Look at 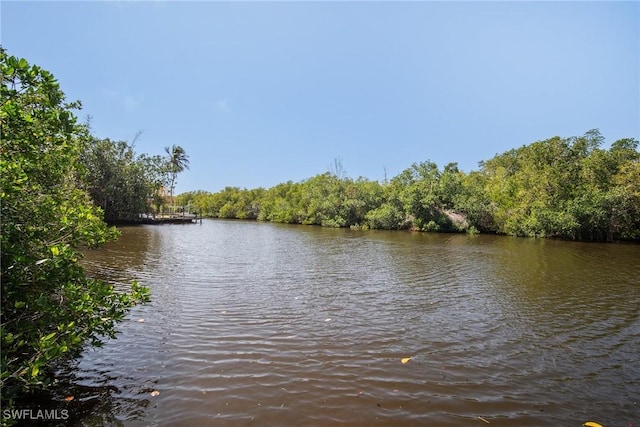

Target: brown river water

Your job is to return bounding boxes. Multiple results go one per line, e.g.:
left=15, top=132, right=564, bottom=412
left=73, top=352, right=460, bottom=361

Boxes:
left=68, top=219, right=639, bottom=426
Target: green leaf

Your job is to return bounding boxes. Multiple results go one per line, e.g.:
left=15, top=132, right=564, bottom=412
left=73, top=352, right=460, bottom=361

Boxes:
left=40, top=332, right=56, bottom=342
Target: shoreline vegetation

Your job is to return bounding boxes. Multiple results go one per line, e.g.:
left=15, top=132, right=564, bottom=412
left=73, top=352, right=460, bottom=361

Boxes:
left=1, top=47, right=639, bottom=424
left=1, top=49, right=152, bottom=417
left=176, top=130, right=640, bottom=243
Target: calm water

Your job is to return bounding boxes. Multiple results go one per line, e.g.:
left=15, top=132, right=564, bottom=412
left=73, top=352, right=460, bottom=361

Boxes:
left=69, top=220, right=639, bottom=426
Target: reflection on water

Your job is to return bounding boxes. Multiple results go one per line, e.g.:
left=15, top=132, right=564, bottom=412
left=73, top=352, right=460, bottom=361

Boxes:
left=69, top=220, right=640, bottom=426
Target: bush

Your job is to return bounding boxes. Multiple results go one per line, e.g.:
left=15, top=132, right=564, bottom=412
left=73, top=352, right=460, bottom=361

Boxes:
left=1, top=49, right=149, bottom=410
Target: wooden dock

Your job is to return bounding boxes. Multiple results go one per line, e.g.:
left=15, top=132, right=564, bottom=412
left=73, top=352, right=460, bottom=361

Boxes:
left=138, top=213, right=201, bottom=225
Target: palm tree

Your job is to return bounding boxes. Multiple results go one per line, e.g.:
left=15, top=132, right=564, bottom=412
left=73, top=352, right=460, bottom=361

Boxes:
left=164, top=145, right=190, bottom=205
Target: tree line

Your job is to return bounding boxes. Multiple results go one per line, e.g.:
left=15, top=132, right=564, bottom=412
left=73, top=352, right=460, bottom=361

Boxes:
left=177, top=130, right=639, bottom=242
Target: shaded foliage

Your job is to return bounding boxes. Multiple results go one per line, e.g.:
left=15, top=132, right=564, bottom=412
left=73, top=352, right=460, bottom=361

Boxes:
left=80, top=138, right=150, bottom=222
left=1, top=49, right=149, bottom=411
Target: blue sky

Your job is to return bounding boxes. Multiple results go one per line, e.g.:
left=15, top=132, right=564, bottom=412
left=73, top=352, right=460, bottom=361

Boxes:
left=2, top=1, right=638, bottom=194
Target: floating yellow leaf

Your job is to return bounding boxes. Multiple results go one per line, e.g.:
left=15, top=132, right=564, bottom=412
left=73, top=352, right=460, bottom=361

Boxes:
left=150, top=390, right=160, bottom=396
left=583, top=423, right=603, bottom=427
left=64, top=396, right=74, bottom=402
left=401, top=357, right=412, bottom=364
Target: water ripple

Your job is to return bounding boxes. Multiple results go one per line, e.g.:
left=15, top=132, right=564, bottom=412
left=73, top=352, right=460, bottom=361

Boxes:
left=74, top=221, right=640, bottom=426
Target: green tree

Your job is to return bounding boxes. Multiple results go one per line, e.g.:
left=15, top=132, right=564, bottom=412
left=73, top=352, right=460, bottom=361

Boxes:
left=476, top=130, right=639, bottom=240
left=1, top=49, right=149, bottom=409
left=80, top=138, right=150, bottom=222
left=453, top=170, right=495, bottom=233
left=139, top=153, right=171, bottom=214
left=257, top=181, right=304, bottom=224
left=609, top=157, right=640, bottom=239
left=165, top=144, right=190, bottom=204
left=391, top=161, right=453, bottom=231
left=175, top=189, right=212, bottom=216
left=437, top=162, right=463, bottom=210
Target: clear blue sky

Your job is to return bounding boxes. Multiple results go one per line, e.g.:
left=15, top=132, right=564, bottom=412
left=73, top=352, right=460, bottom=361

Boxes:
left=2, top=1, right=638, bottom=194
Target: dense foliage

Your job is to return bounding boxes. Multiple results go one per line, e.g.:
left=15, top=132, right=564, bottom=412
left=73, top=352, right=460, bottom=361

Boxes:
left=178, top=131, right=639, bottom=241
left=1, top=50, right=150, bottom=409
left=80, top=138, right=151, bottom=222
left=478, top=130, right=640, bottom=240
left=79, top=136, right=190, bottom=222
